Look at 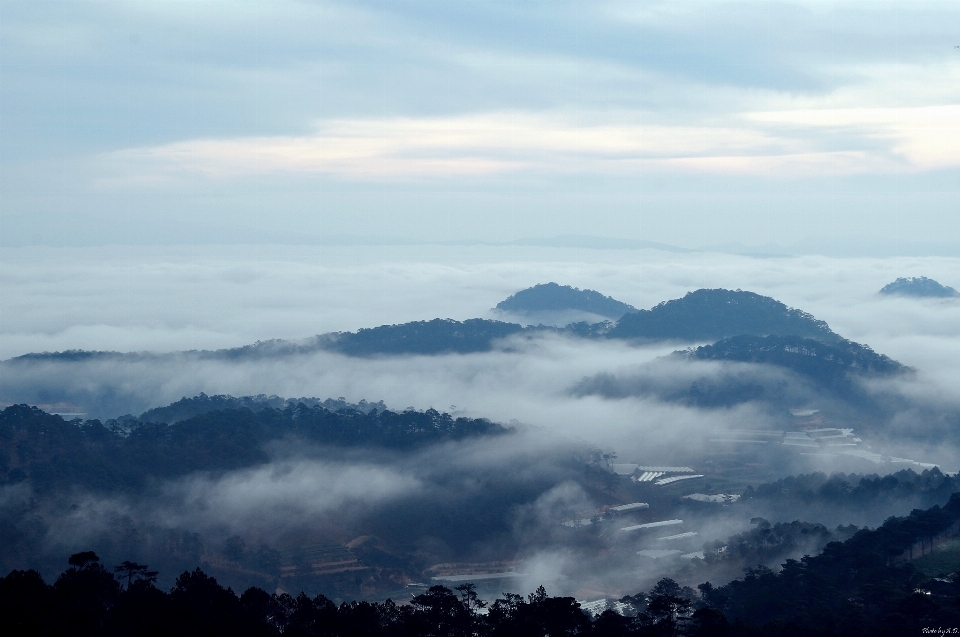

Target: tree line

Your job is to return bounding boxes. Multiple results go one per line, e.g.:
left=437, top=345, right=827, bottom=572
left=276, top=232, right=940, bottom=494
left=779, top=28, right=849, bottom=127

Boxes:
left=4, top=493, right=960, bottom=636
left=743, top=468, right=959, bottom=511
left=1, top=403, right=510, bottom=493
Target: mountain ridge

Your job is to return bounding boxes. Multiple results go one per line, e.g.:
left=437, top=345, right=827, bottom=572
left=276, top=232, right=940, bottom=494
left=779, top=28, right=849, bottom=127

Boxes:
left=4, top=289, right=864, bottom=365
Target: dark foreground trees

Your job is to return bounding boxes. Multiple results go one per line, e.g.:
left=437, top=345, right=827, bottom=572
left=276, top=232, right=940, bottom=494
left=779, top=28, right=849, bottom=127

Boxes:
left=3, top=494, right=960, bottom=636
left=0, top=560, right=592, bottom=637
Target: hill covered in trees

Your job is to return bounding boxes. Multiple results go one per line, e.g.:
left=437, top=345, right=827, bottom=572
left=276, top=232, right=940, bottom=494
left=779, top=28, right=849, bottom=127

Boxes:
left=685, top=335, right=905, bottom=384
left=495, top=282, right=637, bottom=319
left=139, top=394, right=387, bottom=425
left=696, top=492, right=960, bottom=634
left=320, top=318, right=528, bottom=356
left=6, top=289, right=848, bottom=363
left=320, top=290, right=849, bottom=355
left=3, top=289, right=858, bottom=368
left=0, top=402, right=510, bottom=493
left=739, top=469, right=960, bottom=528
left=606, top=289, right=841, bottom=344
left=575, top=332, right=906, bottom=414
left=879, top=276, right=959, bottom=298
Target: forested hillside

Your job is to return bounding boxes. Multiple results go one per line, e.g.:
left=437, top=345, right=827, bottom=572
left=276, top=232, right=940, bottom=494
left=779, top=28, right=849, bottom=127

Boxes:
left=496, top=282, right=637, bottom=319
left=686, top=335, right=905, bottom=382
left=0, top=403, right=510, bottom=493
left=5, top=288, right=850, bottom=363
left=606, top=289, right=840, bottom=343
left=139, top=394, right=387, bottom=425
left=880, top=276, right=959, bottom=298
left=321, top=318, right=528, bottom=356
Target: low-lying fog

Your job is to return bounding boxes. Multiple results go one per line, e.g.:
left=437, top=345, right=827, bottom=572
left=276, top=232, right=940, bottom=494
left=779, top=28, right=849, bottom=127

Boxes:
left=3, top=244, right=959, bottom=363
left=2, top=244, right=959, bottom=596
left=3, top=244, right=958, bottom=456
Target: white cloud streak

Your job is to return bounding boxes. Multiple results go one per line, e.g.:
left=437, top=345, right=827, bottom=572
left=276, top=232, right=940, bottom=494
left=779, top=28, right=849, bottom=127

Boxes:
left=100, top=103, right=960, bottom=183
left=161, top=460, right=421, bottom=535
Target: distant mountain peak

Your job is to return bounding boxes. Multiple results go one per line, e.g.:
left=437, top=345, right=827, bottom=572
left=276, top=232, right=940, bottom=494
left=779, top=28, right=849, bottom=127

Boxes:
left=495, top=282, right=636, bottom=320
left=879, top=276, right=958, bottom=298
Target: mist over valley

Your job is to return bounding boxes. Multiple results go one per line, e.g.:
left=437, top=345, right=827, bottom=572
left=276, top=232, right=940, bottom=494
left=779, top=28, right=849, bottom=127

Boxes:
left=3, top=249, right=959, bottom=621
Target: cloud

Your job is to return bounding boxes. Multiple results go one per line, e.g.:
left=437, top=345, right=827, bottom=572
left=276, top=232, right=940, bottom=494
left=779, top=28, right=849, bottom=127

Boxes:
left=748, top=105, right=960, bottom=170
left=96, top=101, right=960, bottom=184
left=159, top=459, right=421, bottom=536
left=2, top=245, right=959, bottom=472
left=4, top=2, right=960, bottom=246
left=4, top=244, right=959, bottom=359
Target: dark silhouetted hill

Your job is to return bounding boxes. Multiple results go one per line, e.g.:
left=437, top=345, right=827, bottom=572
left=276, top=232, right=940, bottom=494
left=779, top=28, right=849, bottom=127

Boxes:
left=3, top=290, right=860, bottom=363
left=879, top=276, right=959, bottom=298
left=574, top=333, right=907, bottom=418
left=743, top=469, right=960, bottom=523
left=323, top=318, right=527, bottom=356
left=686, top=334, right=905, bottom=382
left=606, top=289, right=840, bottom=343
left=496, top=283, right=636, bottom=319
left=139, top=393, right=386, bottom=424
left=0, top=402, right=510, bottom=493
left=700, top=492, right=960, bottom=633
left=4, top=320, right=530, bottom=364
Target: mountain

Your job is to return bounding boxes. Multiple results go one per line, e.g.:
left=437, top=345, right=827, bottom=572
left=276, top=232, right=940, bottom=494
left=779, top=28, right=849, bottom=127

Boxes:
left=700, top=492, right=960, bottom=633
left=3, top=290, right=848, bottom=364
left=495, top=283, right=637, bottom=320
left=0, top=401, right=510, bottom=492
left=606, top=289, right=840, bottom=343
left=139, top=393, right=386, bottom=424
left=879, top=276, right=959, bottom=298
left=5, top=319, right=531, bottom=365
left=574, top=334, right=906, bottom=418
left=685, top=334, right=906, bottom=384
left=322, top=318, right=528, bottom=356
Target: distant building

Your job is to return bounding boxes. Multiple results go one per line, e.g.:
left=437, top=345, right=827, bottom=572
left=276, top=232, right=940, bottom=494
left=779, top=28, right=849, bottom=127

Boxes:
left=636, top=549, right=682, bottom=559
left=609, top=502, right=649, bottom=513
left=658, top=531, right=698, bottom=541
left=655, top=474, right=703, bottom=486
left=621, top=519, right=683, bottom=532
left=683, top=493, right=739, bottom=504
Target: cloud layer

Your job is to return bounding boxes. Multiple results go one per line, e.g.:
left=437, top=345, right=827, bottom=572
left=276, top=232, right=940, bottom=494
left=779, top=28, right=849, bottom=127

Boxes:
left=3, top=245, right=958, bottom=469
left=100, top=103, right=960, bottom=183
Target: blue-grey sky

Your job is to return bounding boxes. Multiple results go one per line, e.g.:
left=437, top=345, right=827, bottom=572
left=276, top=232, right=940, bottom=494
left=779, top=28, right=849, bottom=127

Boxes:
left=1, top=0, right=958, bottom=251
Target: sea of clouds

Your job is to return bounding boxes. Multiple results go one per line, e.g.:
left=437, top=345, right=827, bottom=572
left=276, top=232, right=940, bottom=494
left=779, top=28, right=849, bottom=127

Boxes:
left=3, top=244, right=959, bottom=460
left=3, top=242, right=958, bottom=411
left=2, top=244, right=959, bottom=595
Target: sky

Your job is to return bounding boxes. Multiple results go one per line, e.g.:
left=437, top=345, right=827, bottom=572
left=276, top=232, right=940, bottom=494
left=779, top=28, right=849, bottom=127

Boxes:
left=1, top=0, right=958, bottom=252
